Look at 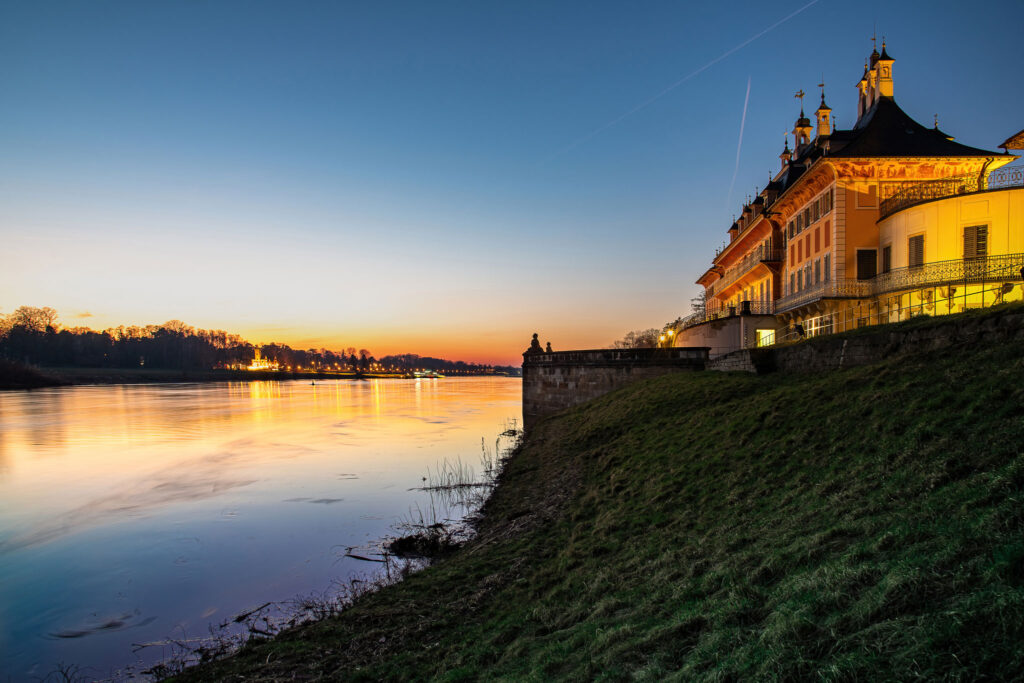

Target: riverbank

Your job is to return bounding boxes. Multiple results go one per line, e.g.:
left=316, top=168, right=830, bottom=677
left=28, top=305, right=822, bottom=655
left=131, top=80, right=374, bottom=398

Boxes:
left=172, top=314, right=1024, bottom=680
left=0, top=359, right=68, bottom=389
left=0, top=366, right=515, bottom=389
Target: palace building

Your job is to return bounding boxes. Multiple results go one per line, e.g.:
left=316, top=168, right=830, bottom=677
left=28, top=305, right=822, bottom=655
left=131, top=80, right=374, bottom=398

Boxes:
left=675, top=41, right=1024, bottom=356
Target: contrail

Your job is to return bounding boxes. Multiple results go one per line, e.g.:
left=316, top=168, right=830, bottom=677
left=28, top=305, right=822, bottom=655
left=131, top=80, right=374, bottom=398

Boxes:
left=727, top=76, right=752, bottom=212
left=541, top=0, right=820, bottom=163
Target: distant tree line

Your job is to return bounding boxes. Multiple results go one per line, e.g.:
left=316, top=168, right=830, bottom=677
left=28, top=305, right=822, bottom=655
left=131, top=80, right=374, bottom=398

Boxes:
left=0, top=306, right=518, bottom=375
left=611, top=315, right=687, bottom=349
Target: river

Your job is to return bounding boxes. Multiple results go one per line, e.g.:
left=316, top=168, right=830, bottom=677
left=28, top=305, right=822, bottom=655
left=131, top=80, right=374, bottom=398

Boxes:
left=0, top=377, right=521, bottom=680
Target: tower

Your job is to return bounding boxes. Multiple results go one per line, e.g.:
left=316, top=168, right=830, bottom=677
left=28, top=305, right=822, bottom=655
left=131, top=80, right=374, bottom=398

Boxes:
left=779, top=134, right=792, bottom=170
left=815, top=82, right=832, bottom=139
left=792, top=90, right=812, bottom=150
left=856, top=61, right=869, bottom=120
left=876, top=40, right=894, bottom=98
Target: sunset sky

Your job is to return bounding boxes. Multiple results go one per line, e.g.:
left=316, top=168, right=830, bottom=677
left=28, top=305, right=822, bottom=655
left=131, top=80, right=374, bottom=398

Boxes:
left=2, top=1, right=1022, bottom=365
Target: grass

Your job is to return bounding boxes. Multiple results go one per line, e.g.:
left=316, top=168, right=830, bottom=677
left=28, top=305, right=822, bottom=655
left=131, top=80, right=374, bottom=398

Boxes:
left=173, top=311, right=1024, bottom=681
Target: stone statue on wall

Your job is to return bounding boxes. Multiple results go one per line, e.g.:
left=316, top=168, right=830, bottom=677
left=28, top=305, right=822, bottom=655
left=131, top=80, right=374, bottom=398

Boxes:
left=545, top=342, right=553, bottom=352
left=526, top=333, right=543, bottom=354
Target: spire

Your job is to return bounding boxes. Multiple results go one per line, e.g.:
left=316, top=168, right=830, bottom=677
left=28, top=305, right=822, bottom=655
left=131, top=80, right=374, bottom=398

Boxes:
left=879, top=38, right=892, bottom=61
left=780, top=132, right=792, bottom=169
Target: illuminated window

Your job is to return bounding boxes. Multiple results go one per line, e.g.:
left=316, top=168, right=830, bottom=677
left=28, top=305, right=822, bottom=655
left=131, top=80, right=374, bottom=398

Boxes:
left=757, top=329, right=775, bottom=347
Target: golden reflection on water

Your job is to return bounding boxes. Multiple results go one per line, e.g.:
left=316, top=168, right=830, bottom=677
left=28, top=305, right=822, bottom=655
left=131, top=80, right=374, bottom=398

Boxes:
left=0, top=377, right=521, bottom=678
left=0, top=378, right=520, bottom=552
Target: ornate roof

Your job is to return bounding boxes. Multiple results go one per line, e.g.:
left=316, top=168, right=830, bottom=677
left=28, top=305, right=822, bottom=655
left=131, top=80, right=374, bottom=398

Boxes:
left=1001, top=129, right=1024, bottom=150
left=827, top=97, right=1005, bottom=158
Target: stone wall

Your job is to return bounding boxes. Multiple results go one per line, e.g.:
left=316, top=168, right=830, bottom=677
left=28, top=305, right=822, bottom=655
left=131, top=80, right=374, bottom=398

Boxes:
left=707, top=307, right=1024, bottom=374
left=522, top=347, right=708, bottom=430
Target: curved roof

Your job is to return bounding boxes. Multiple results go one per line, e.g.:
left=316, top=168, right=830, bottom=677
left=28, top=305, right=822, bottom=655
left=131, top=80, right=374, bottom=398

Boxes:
left=828, top=97, right=1005, bottom=158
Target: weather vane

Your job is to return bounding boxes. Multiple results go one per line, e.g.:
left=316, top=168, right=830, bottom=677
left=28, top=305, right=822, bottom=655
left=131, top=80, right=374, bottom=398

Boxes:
left=795, top=89, right=805, bottom=108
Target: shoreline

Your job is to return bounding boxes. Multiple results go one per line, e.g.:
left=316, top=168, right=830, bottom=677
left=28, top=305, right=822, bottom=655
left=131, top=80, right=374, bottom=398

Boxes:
left=1, top=366, right=521, bottom=390
left=169, top=309, right=1024, bottom=680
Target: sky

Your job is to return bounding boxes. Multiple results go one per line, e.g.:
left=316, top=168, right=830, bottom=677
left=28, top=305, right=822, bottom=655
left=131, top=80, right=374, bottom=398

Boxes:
left=2, top=1, right=1022, bottom=365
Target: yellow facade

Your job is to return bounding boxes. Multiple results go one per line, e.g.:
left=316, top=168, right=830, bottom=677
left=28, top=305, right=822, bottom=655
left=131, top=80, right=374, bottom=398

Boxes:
left=880, top=189, right=1024, bottom=268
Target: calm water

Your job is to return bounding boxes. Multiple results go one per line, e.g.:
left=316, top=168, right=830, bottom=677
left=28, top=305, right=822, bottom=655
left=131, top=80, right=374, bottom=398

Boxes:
left=0, top=377, right=520, bottom=680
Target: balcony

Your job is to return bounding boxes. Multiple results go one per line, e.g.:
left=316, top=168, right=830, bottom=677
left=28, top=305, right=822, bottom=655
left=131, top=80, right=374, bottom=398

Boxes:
left=706, top=241, right=782, bottom=299
left=879, top=165, right=1024, bottom=219
left=775, top=279, right=873, bottom=312
left=872, top=252, right=1024, bottom=297
left=774, top=252, right=1024, bottom=313
left=680, top=300, right=776, bottom=329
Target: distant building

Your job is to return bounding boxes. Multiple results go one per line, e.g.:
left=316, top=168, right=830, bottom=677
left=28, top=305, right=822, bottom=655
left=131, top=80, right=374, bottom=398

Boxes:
left=248, top=348, right=280, bottom=371
left=677, top=41, right=1023, bottom=355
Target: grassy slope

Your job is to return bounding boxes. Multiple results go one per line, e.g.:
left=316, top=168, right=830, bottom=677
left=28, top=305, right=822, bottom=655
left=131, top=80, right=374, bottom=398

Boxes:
left=177, top=319, right=1024, bottom=681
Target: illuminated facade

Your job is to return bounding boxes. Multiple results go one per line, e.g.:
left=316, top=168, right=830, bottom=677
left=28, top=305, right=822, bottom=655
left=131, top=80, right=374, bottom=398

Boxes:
left=678, top=41, right=1023, bottom=352
left=247, top=348, right=280, bottom=371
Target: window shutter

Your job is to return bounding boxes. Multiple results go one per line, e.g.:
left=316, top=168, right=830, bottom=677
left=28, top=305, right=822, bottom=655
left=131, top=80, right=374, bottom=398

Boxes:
left=964, top=225, right=987, bottom=259
left=882, top=246, right=891, bottom=273
left=909, top=235, right=924, bottom=268
left=964, top=227, right=976, bottom=259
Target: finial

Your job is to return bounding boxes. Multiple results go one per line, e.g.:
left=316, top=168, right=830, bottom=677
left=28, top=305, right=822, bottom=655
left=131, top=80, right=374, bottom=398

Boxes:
left=934, top=114, right=939, bottom=129
left=795, top=89, right=805, bottom=116
left=871, top=25, right=877, bottom=49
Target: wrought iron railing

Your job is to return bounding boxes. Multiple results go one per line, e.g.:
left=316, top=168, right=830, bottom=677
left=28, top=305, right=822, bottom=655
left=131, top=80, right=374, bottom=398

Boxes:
left=872, top=252, right=1024, bottom=297
left=774, top=252, right=1024, bottom=312
left=679, top=299, right=776, bottom=329
left=774, top=279, right=873, bottom=312
left=705, top=241, right=782, bottom=299
left=879, top=164, right=1024, bottom=219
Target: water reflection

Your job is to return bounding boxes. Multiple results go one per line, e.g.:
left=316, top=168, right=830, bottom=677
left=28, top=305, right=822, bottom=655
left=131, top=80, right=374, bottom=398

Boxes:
left=0, top=377, right=520, bottom=680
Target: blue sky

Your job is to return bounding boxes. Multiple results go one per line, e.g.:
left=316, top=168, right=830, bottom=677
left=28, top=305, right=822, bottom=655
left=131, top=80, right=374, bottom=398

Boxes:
left=2, top=0, right=1022, bottom=363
